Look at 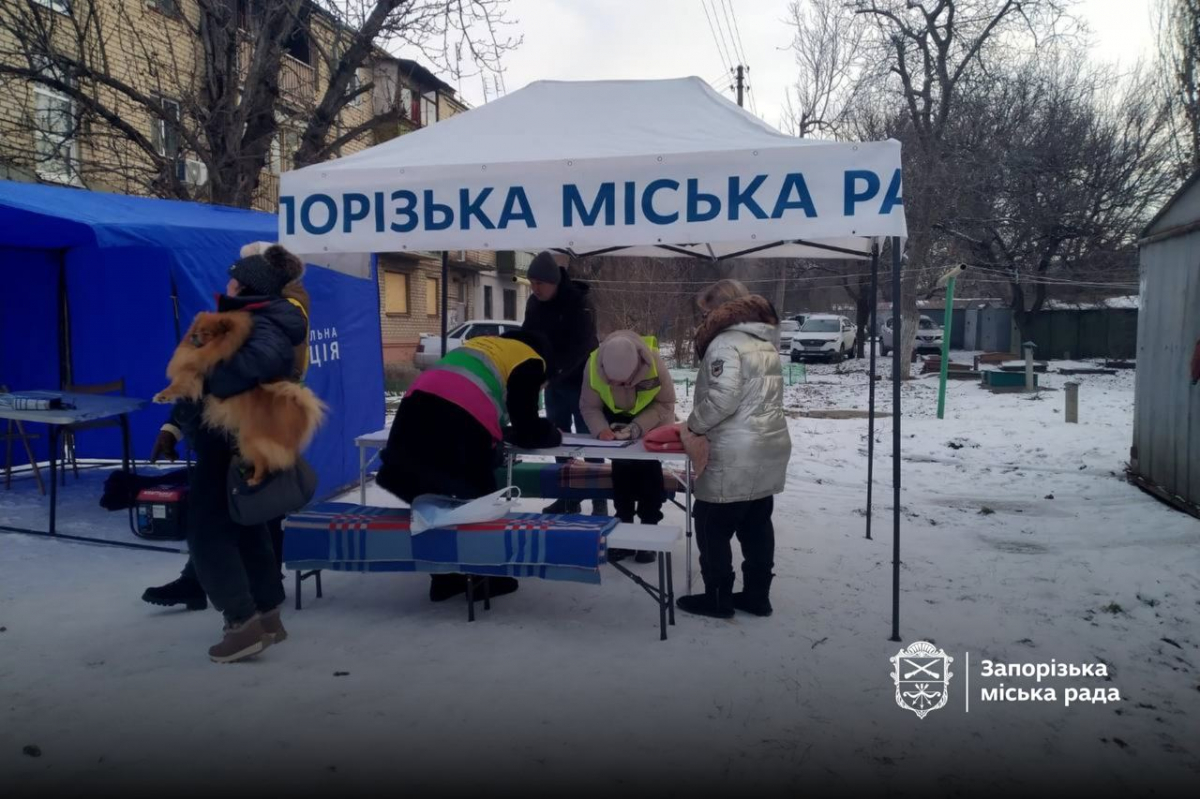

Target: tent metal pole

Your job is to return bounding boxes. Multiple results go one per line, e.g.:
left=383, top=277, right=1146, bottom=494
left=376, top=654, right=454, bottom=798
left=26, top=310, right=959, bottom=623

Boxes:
left=866, top=243, right=879, bottom=540
left=440, top=251, right=449, bottom=356
left=890, top=237, right=902, bottom=642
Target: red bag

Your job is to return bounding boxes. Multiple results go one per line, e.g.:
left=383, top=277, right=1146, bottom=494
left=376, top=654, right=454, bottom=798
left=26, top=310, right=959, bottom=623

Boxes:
left=644, top=424, right=685, bottom=452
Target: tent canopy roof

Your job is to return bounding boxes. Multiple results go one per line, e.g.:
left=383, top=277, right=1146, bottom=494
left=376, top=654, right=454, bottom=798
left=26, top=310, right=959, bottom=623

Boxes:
left=0, top=180, right=273, bottom=252
left=299, top=77, right=826, bottom=172
left=280, top=77, right=905, bottom=261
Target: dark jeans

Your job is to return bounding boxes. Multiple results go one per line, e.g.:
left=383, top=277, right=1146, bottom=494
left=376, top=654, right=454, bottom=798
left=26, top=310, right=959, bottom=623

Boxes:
left=181, top=517, right=282, bottom=586
left=693, top=496, right=775, bottom=592
left=185, top=425, right=285, bottom=625
left=544, top=381, right=602, bottom=466
left=612, top=459, right=664, bottom=524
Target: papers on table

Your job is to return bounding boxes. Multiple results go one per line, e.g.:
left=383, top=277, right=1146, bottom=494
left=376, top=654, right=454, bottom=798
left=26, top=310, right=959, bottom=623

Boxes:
left=560, top=433, right=634, bottom=449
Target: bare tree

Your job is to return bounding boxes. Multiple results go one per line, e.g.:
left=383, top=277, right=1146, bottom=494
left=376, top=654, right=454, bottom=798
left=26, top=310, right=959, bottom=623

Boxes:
left=843, top=0, right=1072, bottom=373
left=939, top=55, right=1174, bottom=333
left=781, top=0, right=869, bottom=138
left=0, top=0, right=517, bottom=207
left=1156, top=0, right=1200, bottom=176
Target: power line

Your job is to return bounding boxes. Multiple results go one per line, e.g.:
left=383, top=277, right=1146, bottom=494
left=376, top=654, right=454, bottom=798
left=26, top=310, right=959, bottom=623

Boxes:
left=701, top=0, right=734, bottom=83
left=722, top=0, right=748, bottom=66
left=725, top=0, right=749, bottom=66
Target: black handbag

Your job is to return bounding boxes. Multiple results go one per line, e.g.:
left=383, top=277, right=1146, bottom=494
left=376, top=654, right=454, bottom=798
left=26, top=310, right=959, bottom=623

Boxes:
left=227, top=456, right=317, bottom=527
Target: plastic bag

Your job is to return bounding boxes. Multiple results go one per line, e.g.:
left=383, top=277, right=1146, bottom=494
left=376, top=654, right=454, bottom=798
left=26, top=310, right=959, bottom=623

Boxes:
left=410, top=486, right=520, bottom=534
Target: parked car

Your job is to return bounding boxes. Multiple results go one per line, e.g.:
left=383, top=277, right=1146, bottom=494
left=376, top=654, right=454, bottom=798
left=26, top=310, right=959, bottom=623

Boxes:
left=790, top=314, right=857, bottom=362
left=778, top=319, right=801, bottom=352
left=879, top=314, right=944, bottom=357
left=414, top=319, right=522, bottom=370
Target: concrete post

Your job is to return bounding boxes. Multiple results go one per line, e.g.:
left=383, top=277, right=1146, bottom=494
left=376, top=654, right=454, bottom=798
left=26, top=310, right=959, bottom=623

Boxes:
left=1065, top=381, right=1079, bottom=423
left=1023, top=341, right=1037, bottom=393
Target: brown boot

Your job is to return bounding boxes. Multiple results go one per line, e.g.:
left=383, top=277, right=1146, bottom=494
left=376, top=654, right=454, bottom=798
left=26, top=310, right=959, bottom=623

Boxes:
left=260, top=606, right=288, bottom=645
left=208, top=615, right=270, bottom=663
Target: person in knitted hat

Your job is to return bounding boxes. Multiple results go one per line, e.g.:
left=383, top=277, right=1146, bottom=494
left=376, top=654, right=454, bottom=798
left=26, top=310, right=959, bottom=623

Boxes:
left=580, top=330, right=676, bottom=562
left=521, top=251, right=606, bottom=515
left=143, top=242, right=311, bottom=663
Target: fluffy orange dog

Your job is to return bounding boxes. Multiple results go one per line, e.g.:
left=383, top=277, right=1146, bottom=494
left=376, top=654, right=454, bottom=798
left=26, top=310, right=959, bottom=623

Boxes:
left=154, top=311, right=325, bottom=486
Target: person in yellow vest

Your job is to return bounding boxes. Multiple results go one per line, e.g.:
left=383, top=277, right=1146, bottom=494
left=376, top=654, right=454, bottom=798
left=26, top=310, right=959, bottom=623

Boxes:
left=581, top=330, right=677, bottom=563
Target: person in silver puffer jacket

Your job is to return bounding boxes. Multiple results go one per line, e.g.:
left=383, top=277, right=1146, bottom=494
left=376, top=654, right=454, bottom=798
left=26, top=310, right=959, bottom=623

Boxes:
left=677, top=279, right=791, bottom=619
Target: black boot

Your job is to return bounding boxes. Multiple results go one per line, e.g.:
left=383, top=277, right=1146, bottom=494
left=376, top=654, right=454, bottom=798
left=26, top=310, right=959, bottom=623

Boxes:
left=142, top=574, right=207, bottom=611
left=733, top=572, right=774, bottom=616
left=431, top=574, right=520, bottom=601
left=676, top=583, right=734, bottom=619
left=542, top=498, right=582, bottom=514
left=634, top=551, right=657, bottom=563
left=607, top=548, right=633, bottom=563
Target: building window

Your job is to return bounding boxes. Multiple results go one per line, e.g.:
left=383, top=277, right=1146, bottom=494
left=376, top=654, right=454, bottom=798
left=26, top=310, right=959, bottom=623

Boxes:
left=384, top=271, right=409, bottom=314
left=33, top=0, right=71, bottom=13
left=399, top=86, right=414, bottom=120
left=426, top=277, right=439, bottom=316
left=503, top=288, right=517, bottom=321
left=150, top=0, right=179, bottom=16
left=151, top=97, right=181, bottom=159
left=349, top=68, right=368, bottom=107
left=483, top=285, right=494, bottom=319
left=421, top=91, right=438, bottom=126
left=33, top=77, right=77, bottom=184
left=270, top=127, right=300, bottom=175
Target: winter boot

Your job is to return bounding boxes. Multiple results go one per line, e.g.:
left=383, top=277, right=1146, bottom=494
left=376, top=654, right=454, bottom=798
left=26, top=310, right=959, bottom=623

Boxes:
left=634, top=550, right=657, bottom=564
left=260, top=606, right=288, bottom=644
left=607, top=547, right=633, bottom=563
left=142, top=574, right=207, bottom=611
left=591, top=499, right=610, bottom=516
left=732, top=573, right=774, bottom=617
left=208, top=615, right=270, bottom=663
left=676, top=584, right=735, bottom=619
left=542, top=498, right=582, bottom=515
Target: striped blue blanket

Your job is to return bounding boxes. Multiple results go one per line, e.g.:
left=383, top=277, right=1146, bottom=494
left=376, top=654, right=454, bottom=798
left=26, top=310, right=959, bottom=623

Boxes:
left=283, top=503, right=617, bottom=584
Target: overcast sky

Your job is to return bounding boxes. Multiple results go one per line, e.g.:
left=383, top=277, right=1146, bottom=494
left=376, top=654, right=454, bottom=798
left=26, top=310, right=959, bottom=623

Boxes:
left=452, top=0, right=1158, bottom=130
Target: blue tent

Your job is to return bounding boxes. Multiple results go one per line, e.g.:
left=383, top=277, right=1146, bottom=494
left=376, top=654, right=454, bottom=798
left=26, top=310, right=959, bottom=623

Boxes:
left=0, top=180, right=384, bottom=500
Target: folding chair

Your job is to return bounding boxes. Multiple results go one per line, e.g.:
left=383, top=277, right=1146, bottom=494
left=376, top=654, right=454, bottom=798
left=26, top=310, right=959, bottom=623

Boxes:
left=60, top=378, right=126, bottom=485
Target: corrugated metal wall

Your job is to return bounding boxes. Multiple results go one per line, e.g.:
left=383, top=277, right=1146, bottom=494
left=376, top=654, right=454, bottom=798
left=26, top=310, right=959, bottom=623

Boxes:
left=1022, top=309, right=1139, bottom=359
left=1133, top=230, right=1200, bottom=510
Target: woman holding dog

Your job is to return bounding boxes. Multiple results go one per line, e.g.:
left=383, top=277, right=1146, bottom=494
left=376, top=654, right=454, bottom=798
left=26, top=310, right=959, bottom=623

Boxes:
left=677, top=279, right=791, bottom=619
left=149, top=244, right=310, bottom=663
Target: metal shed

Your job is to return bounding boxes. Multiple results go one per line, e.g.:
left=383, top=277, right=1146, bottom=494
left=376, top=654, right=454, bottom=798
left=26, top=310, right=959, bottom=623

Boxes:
left=1130, top=170, right=1200, bottom=518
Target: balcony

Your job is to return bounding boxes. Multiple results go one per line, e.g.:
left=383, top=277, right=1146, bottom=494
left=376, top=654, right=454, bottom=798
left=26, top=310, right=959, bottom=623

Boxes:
left=239, top=41, right=317, bottom=106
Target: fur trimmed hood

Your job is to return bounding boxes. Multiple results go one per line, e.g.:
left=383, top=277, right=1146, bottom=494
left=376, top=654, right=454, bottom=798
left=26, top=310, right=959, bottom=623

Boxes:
left=694, top=295, right=779, bottom=358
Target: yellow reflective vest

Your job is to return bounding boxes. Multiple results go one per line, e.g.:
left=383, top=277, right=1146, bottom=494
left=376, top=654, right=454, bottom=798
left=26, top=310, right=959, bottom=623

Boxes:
left=587, top=335, right=660, bottom=416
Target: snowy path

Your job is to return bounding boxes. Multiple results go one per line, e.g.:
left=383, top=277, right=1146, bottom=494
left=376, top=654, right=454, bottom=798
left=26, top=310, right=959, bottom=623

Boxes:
left=1, top=357, right=1197, bottom=794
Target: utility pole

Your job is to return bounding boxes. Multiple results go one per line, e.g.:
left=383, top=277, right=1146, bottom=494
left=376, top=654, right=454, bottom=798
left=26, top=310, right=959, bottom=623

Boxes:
left=735, top=65, right=745, bottom=108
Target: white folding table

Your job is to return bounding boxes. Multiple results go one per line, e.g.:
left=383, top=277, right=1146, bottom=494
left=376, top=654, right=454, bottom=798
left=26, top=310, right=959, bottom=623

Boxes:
left=504, top=440, right=695, bottom=592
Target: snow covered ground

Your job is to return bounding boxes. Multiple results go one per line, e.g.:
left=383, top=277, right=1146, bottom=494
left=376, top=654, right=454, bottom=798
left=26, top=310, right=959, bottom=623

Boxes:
left=1, top=352, right=1197, bottom=796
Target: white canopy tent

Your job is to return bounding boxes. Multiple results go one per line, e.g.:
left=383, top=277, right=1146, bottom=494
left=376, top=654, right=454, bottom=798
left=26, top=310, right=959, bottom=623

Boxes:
left=282, top=77, right=909, bottom=639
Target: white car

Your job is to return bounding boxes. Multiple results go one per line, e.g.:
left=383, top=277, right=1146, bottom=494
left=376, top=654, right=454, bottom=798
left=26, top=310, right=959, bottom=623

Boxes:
left=790, top=314, right=857, bottom=362
left=414, top=319, right=523, bottom=370
left=879, top=314, right=944, bottom=357
left=778, top=319, right=801, bottom=352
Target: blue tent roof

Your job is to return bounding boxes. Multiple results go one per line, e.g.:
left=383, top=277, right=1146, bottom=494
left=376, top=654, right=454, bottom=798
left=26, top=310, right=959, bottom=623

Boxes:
left=0, top=179, right=384, bottom=502
left=0, top=179, right=275, bottom=250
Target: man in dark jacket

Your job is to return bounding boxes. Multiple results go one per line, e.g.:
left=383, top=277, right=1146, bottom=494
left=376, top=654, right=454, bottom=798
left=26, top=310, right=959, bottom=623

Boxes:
left=521, top=251, right=606, bottom=515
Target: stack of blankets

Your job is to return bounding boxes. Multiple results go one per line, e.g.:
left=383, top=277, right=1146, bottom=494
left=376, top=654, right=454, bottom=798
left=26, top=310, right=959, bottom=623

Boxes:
left=284, top=502, right=618, bottom=584
left=496, top=460, right=682, bottom=501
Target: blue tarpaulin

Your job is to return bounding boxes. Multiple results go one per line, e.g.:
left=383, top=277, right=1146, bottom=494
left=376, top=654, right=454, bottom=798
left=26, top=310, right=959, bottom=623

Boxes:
left=0, top=180, right=384, bottom=500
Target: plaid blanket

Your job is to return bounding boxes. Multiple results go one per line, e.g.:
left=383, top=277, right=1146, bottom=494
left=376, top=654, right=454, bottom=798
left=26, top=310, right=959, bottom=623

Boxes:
left=283, top=502, right=617, bottom=584
left=496, top=460, right=683, bottom=500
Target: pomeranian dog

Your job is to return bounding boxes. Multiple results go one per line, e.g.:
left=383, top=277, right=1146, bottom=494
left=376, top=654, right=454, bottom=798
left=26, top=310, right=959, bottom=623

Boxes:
left=154, top=311, right=325, bottom=486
